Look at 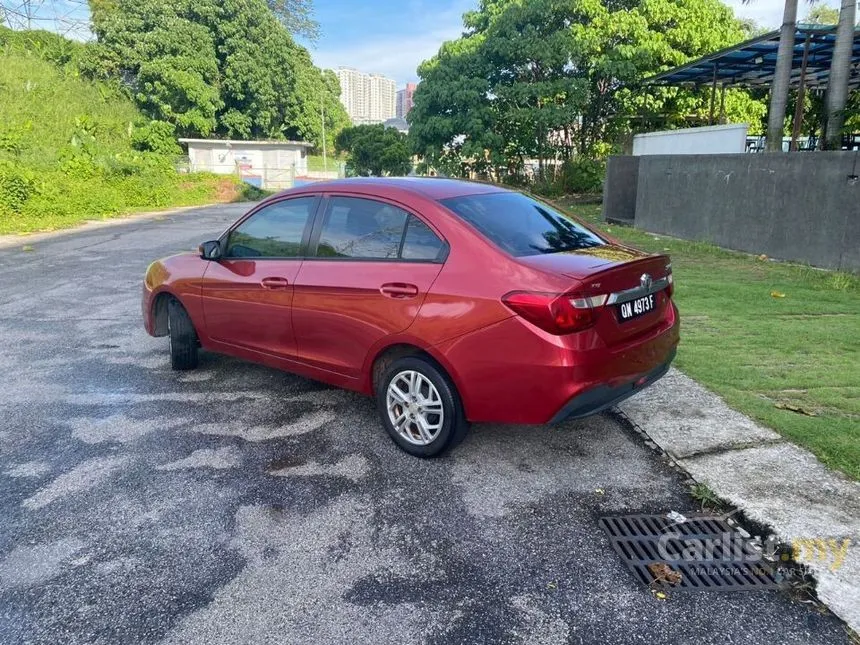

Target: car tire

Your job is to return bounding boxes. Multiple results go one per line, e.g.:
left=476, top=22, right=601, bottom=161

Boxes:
left=376, top=356, right=469, bottom=457
left=167, top=297, right=198, bottom=371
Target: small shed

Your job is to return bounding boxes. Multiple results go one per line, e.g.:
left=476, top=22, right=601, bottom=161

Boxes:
left=179, top=138, right=314, bottom=190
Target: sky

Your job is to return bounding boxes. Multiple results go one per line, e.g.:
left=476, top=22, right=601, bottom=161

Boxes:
left=308, top=0, right=846, bottom=88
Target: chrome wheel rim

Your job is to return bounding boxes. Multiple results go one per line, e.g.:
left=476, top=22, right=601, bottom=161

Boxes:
left=386, top=370, right=444, bottom=446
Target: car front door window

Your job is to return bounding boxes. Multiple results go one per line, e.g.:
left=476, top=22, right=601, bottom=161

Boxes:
left=226, top=198, right=316, bottom=258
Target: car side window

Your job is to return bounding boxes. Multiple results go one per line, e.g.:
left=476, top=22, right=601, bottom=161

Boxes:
left=401, top=216, right=444, bottom=261
left=316, top=197, right=408, bottom=259
left=225, top=197, right=316, bottom=258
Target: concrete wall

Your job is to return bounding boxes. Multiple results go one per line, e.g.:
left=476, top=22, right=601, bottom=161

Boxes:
left=632, top=124, right=748, bottom=156
left=602, top=156, right=639, bottom=224
left=184, top=141, right=309, bottom=190
left=605, top=152, right=859, bottom=272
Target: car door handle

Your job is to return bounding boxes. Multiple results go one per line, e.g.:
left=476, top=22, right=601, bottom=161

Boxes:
left=380, top=282, right=419, bottom=298
left=261, top=277, right=289, bottom=290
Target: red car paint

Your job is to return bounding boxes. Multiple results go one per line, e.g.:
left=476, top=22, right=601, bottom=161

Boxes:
left=143, top=178, right=679, bottom=424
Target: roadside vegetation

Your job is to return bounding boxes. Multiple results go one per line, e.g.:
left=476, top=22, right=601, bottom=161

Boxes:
left=558, top=198, right=860, bottom=480
left=1, top=0, right=340, bottom=235
left=0, top=28, right=267, bottom=234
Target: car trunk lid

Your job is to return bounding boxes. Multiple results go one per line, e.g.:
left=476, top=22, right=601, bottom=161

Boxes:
left=517, top=246, right=673, bottom=344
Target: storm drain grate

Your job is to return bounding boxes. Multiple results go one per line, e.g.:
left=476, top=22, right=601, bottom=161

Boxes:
left=598, top=513, right=782, bottom=591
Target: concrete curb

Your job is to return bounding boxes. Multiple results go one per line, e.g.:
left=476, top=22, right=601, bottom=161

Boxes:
left=618, top=368, right=860, bottom=633
left=0, top=202, right=256, bottom=250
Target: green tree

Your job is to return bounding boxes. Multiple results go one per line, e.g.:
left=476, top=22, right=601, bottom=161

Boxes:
left=804, top=5, right=839, bottom=24
left=89, top=0, right=347, bottom=147
left=89, top=0, right=222, bottom=136
left=336, top=124, right=411, bottom=177
left=284, top=63, right=350, bottom=154
left=265, top=0, right=319, bottom=40
left=408, top=35, right=504, bottom=177
left=410, top=0, right=758, bottom=177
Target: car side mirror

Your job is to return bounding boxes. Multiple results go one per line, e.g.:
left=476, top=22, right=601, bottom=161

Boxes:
left=199, top=240, right=222, bottom=260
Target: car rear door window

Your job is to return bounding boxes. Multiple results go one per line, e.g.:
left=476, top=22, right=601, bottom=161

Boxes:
left=440, top=191, right=605, bottom=257
left=401, top=216, right=444, bottom=261
left=316, top=197, right=408, bottom=259
left=226, top=197, right=317, bottom=258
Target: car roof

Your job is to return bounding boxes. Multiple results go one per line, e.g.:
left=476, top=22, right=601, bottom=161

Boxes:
left=272, top=177, right=509, bottom=202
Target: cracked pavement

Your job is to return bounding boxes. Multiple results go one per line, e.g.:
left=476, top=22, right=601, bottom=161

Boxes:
left=0, top=204, right=852, bottom=644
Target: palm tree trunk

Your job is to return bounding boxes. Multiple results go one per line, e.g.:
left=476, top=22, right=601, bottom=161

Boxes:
left=766, top=0, right=799, bottom=152
left=824, top=0, right=857, bottom=149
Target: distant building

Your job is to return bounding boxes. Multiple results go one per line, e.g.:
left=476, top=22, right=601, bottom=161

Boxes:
left=334, top=67, right=396, bottom=125
left=179, top=138, right=312, bottom=190
left=333, top=68, right=367, bottom=124
left=396, top=83, right=417, bottom=119
left=383, top=117, right=409, bottom=134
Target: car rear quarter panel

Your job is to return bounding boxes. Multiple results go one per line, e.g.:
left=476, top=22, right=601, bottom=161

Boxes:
left=403, top=198, right=574, bottom=345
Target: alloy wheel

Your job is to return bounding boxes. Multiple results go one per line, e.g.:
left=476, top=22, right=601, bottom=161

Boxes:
left=386, top=370, right=444, bottom=445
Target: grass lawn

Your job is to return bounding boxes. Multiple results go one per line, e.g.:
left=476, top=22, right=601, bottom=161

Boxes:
left=307, top=154, right=345, bottom=173
left=555, top=198, right=860, bottom=481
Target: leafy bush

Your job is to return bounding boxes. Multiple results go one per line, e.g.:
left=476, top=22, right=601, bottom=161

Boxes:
left=499, top=172, right=529, bottom=189
left=2, top=167, right=255, bottom=234
left=131, top=120, right=181, bottom=155
left=0, top=26, right=87, bottom=69
left=0, top=161, right=37, bottom=213
left=58, top=149, right=98, bottom=179
left=0, top=122, right=31, bottom=155
left=336, top=124, right=411, bottom=177
left=531, top=174, right=565, bottom=198
left=561, top=158, right=605, bottom=194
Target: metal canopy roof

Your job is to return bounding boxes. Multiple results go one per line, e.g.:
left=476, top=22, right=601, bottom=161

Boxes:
left=647, top=25, right=860, bottom=89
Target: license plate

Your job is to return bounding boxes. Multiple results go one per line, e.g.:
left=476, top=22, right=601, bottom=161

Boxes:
left=617, top=294, right=655, bottom=322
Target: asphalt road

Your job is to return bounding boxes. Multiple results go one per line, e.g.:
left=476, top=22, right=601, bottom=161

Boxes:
left=0, top=204, right=850, bottom=645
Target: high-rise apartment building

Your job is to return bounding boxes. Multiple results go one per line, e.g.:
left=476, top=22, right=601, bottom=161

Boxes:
left=396, top=83, right=417, bottom=119
left=334, top=67, right=396, bottom=125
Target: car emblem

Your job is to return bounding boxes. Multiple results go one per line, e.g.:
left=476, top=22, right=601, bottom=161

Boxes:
left=640, top=273, right=653, bottom=290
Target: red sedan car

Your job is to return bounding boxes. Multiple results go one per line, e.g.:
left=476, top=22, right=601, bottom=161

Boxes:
left=143, top=178, right=678, bottom=457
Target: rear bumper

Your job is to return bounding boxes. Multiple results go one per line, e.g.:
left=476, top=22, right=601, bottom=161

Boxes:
left=435, top=303, right=679, bottom=424
left=548, top=348, right=675, bottom=423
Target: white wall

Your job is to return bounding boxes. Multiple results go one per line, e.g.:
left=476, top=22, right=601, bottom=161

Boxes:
left=185, top=142, right=309, bottom=189
left=632, top=124, right=748, bottom=156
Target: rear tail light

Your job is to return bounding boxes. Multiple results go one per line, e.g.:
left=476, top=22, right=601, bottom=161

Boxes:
left=502, top=290, right=606, bottom=335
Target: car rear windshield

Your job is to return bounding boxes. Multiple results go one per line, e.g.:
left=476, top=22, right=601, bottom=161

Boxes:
left=440, top=191, right=606, bottom=257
